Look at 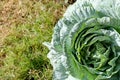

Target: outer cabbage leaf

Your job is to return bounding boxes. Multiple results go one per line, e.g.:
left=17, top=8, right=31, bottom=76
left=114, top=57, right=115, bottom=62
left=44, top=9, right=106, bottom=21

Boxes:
left=43, top=0, right=120, bottom=80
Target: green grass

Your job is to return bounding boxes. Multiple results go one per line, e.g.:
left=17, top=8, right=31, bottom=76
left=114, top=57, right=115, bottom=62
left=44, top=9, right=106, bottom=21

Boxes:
left=0, top=0, right=66, bottom=80
left=0, top=24, right=52, bottom=80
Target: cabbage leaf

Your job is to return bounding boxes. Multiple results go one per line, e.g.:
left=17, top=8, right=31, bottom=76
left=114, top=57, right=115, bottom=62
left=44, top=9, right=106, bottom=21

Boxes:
left=44, top=0, right=120, bottom=80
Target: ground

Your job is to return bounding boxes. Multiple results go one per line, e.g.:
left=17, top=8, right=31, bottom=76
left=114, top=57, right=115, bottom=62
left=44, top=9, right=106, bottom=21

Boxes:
left=0, top=0, right=76, bottom=80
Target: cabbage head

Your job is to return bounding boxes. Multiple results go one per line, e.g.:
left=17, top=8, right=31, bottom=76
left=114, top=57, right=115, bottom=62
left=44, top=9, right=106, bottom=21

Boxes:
left=44, top=0, right=120, bottom=80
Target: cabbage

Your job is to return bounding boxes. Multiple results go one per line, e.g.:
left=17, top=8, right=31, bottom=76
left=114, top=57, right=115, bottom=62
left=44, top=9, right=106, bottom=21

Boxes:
left=43, top=0, right=120, bottom=80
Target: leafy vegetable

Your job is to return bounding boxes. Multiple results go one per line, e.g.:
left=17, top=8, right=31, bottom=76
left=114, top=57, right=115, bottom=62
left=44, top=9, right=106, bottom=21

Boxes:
left=44, top=0, right=120, bottom=80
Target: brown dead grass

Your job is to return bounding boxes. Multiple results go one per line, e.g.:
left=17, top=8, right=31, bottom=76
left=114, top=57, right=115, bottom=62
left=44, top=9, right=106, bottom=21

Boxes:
left=0, top=0, right=24, bottom=26
left=0, top=27, right=12, bottom=46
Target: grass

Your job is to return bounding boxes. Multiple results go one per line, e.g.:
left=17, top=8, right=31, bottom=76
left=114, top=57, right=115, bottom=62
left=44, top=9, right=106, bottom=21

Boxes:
left=0, top=0, right=67, bottom=80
